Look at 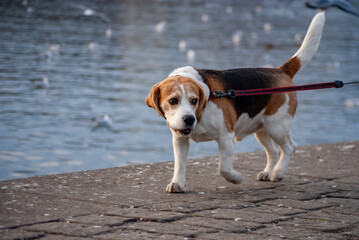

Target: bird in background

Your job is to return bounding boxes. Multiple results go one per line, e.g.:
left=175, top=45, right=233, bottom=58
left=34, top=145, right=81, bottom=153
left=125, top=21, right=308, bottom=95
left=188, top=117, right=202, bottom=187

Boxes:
left=306, top=0, right=359, bottom=17
left=73, top=4, right=112, bottom=25
left=33, top=76, right=50, bottom=89
left=93, top=114, right=114, bottom=129
left=72, top=4, right=112, bottom=37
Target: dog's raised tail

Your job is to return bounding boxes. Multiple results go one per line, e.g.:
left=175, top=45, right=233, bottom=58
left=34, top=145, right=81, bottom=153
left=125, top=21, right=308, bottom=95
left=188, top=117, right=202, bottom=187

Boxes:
left=280, top=11, right=325, bottom=78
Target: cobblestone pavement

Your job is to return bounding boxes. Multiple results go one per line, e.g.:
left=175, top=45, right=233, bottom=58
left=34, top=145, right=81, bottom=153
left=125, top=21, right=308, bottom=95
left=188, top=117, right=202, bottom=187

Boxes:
left=0, top=141, right=358, bottom=239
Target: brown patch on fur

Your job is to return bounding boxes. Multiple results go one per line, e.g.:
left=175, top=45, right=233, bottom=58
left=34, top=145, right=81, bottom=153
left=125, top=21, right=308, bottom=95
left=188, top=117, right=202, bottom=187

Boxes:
left=264, top=73, right=298, bottom=117
left=145, top=83, right=166, bottom=119
left=287, top=91, right=298, bottom=117
left=158, top=78, right=182, bottom=113
left=279, top=56, right=301, bottom=78
left=264, top=93, right=286, bottom=116
left=203, top=75, right=237, bottom=132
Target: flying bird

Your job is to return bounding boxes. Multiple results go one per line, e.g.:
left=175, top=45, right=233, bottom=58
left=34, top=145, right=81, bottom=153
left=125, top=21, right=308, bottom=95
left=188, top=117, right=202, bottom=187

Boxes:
left=93, top=114, right=114, bottom=129
left=72, top=4, right=113, bottom=37
left=306, top=0, right=359, bottom=17
left=33, top=76, right=50, bottom=89
left=73, top=4, right=112, bottom=25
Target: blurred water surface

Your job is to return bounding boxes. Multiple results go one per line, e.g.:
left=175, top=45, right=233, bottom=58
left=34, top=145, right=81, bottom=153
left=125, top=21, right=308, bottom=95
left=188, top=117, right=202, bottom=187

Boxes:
left=0, top=0, right=358, bottom=180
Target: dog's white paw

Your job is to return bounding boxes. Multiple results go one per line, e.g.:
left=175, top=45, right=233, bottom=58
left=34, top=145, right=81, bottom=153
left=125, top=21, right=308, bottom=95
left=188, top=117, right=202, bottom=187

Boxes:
left=221, top=170, right=242, bottom=184
left=166, top=182, right=185, bottom=193
left=270, top=169, right=285, bottom=182
left=257, top=171, right=271, bottom=181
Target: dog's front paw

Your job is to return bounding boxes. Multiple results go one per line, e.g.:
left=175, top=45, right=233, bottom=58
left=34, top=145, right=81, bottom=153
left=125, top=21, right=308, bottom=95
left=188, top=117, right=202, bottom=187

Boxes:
left=166, top=182, right=185, bottom=193
left=257, top=171, right=271, bottom=181
left=270, top=169, right=285, bottom=182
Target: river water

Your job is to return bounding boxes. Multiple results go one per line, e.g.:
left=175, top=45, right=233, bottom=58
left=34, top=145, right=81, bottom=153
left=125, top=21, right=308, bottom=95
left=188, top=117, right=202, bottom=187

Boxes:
left=1, top=0, right=358, bottom=180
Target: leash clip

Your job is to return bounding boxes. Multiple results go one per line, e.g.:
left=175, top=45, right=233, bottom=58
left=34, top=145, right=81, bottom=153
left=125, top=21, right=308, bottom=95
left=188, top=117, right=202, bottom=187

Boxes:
left=212, top=89, right=236, bottom=99
left=334, top=80, right=344, bottom=88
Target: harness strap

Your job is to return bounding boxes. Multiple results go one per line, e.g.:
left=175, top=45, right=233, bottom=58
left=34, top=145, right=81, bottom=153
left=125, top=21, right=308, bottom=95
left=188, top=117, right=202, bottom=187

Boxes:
left=208, top=91, right=214, bottom=102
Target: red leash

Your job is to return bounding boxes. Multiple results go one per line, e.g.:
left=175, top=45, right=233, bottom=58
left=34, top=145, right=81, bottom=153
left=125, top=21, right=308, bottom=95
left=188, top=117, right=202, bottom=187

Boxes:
left=211, top=80, right=349, bottom=99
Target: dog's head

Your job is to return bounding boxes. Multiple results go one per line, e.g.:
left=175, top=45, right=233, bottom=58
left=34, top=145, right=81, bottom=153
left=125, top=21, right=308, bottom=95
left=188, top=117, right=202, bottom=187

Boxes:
left=146, top=76, right=206, bottom=136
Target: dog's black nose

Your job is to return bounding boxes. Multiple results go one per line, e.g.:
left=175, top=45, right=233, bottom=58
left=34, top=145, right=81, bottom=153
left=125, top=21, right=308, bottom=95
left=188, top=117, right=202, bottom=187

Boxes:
left=183, top=115, right=195, bottom=126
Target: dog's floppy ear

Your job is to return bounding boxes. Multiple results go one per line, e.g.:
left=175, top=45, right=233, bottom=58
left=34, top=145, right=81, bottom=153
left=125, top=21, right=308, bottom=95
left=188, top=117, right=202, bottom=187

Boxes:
left=145, top=83, right=166, bottom=119
left=195, top=83, right=207, bottom=123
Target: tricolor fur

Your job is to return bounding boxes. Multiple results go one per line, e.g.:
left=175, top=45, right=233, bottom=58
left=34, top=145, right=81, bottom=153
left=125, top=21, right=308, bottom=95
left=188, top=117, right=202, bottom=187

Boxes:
left=146, top=12, right=325, bottom=193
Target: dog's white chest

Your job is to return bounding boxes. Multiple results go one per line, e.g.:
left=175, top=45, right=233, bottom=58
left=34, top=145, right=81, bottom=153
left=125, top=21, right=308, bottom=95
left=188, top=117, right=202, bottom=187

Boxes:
left=190, top=102, right=229, bottom=142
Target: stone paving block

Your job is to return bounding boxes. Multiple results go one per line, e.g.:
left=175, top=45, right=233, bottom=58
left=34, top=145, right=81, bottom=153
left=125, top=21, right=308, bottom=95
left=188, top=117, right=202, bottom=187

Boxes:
left=294, top=211, right=359, bottom=226
left=23, top=222, right=111, bottom=237
left=276, top=180, right=336, bottom=192
left=0, top=228, right=45, bottom=240
left=275, top=186, right=339, bottom=202
left=141, top=197, right=240, bottom=214
left=252, top=224, right=348, bottom=240
left=96, top=229, right=189, bottom=240
left=37, top=235, right=93, bottom=240
left=120, top=220, right=212, bottom=237
left=105, top=207, right=186, bottom=222
left=67, top=214, right=133, bottom=227
left=320, top=198, right=359, bottom=215
left=0, top=165, right=170, bottom=208
left=278, top=217, right=356, bottom=233
left=194, top=208, right=291, bottom=224
left=326, top=191, right=359, bottom=200
left=235, top=180, right=333, bottom=203
left=196, top=198, right=256, bottom=210
left=342, top=227, right=359, bottom=238
left=0, top=191, right=112, bottom=229
left=196, top=231, right=268, bottom=240
left=175, top=216, right=263, bottom=233
left=239, top=192, right=284, bottom=204
left=322, top=182, right=359, bottom=192
left=336, top=175, right=359, bottom=184
left=249, top=205, right=305, bottom=216
left=262, top=198, right=335, bottom=211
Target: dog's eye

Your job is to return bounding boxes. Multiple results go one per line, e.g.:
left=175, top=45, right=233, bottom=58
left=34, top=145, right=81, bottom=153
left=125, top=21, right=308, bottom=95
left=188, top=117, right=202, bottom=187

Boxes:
left=191, top=99, right=198, bottom=105
left=169, top=98, right=178, bottom=105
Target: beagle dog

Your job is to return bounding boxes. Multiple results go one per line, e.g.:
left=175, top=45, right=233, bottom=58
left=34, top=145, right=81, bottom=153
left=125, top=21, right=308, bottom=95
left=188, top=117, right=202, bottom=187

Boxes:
left=146, top=12, right=325, bottom=193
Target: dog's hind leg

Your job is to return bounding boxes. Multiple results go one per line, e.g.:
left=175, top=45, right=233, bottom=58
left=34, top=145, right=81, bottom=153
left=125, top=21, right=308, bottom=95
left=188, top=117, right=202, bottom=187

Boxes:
left=216, top=135, right=242, bottom=184
left=270, top=134, right=296, bottom=182
left=255, top=129, right=280, bottom=181
left=263, top=117, right=296, bottom=182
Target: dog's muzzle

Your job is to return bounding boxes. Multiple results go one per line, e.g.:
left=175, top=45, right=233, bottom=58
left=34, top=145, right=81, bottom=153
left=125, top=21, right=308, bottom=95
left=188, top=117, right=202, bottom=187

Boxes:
left=183, top=115, right=195, bottom=127
left=173, top=115, right=195, bottom=136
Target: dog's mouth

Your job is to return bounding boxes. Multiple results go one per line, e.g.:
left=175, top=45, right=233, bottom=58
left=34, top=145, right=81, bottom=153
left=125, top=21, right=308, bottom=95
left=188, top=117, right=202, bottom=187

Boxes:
left=175, top=128, right=192, bottom=136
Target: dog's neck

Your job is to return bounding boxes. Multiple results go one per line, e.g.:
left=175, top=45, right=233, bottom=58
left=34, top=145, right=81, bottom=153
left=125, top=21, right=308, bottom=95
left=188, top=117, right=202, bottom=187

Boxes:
left=169, top=66, right=211, bottom=100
